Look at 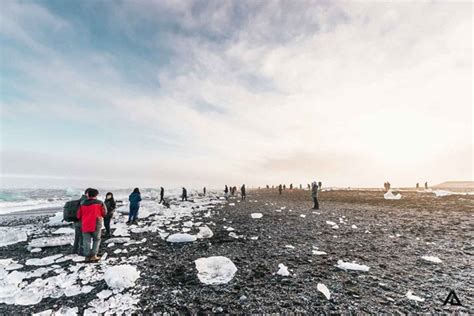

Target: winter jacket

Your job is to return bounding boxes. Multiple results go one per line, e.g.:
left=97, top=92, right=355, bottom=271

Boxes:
left=129, top=192, right=142, bottom=209
left=104, top=199, right=116, bottom=218
left=311, top=185, right=319, bottom=198
left=77, top=198, right=107, bottom=233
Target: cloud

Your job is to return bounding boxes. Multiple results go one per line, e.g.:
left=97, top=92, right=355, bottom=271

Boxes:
left=1, top=1, right=472, bottom=188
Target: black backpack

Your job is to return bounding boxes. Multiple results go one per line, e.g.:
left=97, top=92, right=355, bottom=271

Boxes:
left=63, top=199, right=81, bottom=222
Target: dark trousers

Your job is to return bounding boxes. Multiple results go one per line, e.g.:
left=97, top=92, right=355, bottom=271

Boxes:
left=159, top=196, right=164, bottom=203
left=312, top=197, right=319, bottom=209
left=182, top=196, right=187, bottom=201
left=242, top=194, right=246, bottom=200
left=104, top=216, right=111, bottom=235
left=129, top=206, right=139, bottom=222
left=73, top=221, right=83, bottom=255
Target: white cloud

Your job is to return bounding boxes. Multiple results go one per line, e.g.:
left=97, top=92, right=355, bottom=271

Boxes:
left=1, top=1, right=472, bottom=188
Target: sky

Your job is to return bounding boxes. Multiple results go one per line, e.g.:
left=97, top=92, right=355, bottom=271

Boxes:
left=0, top=0, right=472, bottom=189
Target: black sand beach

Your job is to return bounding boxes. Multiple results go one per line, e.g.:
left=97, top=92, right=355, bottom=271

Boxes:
left=1, top=189, right=473, bottom=314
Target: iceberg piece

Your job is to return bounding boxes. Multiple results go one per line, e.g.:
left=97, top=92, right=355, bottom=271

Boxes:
left=285, top=245, right=295, bottom=249
left=104, top=265, right=140, bottom=290
left=384, top=190, right=402, bottom=200
left=251, top=213, right=263, bottom=219
left=406, top=290, right=424, bottom=302
left=194, top=256, right=237, bottom=285
left=351, top=225, right=358, bottom=229
left=276, top=263, right=290, bottom=276
left=326, top=221, right=337, bottom=226
left=47, top=212, right=69, bottom=226
left=196, top=226, right=213, bottom=239
left=166, top=233, right=197, bottom=243
left=0, top=228, right=28, bottom=247
left=25, top=254, right=63, bottom=266
left=421, top=255, right=442, bottom=263
left=335, top=260, right=370, bottom=272
left=29, top=235, right=74, bottom=248
left=312, top=250, right=327, bottom=255
left=52, top=227, right=75, bottom=235
left=317, top=283, right=331, bottom=300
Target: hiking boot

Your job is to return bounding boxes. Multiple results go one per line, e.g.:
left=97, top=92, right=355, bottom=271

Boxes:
left=132, top=220, right=138, bottom=225
left=89, top=255, right=100, bottom=262
left=126, top=221, right=131, bottom=225
left=84, top=256, right=91, bottom=263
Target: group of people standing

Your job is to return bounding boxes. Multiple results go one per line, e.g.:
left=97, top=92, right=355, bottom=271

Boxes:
left=224, top=184, right=246, bottom=200
left=70, top=187, right=141, bottom=263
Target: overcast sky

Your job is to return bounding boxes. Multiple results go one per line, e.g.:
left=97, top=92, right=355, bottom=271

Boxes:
left=0, top=0, right=472, bottom=189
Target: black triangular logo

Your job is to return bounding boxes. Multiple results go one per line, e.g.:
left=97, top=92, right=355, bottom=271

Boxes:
left=443, top=290, right=462, bottom=306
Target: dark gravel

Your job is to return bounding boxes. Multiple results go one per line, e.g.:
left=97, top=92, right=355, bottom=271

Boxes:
left=1, top=189, right=473, bottom=314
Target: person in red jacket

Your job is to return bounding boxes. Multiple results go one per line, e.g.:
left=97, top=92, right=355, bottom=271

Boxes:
left=77, top=188, right=107, bottom=262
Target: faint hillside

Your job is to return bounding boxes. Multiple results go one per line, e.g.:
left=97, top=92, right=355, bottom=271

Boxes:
left=433, top=181, right=474, bottom=192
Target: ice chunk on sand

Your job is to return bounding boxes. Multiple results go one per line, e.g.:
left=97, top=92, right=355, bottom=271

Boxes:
left=195, top=256, right=237, bottom=285
left=47, top=212, right=68, bottom=226
left=0, top=228, right=27, bottom=247
left=25, top=254, right=63, bottom=266
left=96, top=289, right=113, bottom=299
left=406, top=290, right=424, bottom=302
left=384, top=190, right=402, bottom=200
left=104, top=265, right=140, bottom=290
left=52, top=227, right=75, bottom=235
left=300, top=214, right=306, bottom=218
left=433, top=190, right=454, bottom=197
left=351, top=225, right=358, bottom=229
left=166, top=233, right=197, bottom=243
left=335, top=260, right=370, bottom=272
left=285, top=245, right=295, bottom=249
left=276, top=263, right=290, bottom=276
left=421, top=255, right=442, bottom=263
left=105, top=237, right=130, bottom=244
left=326, top=221, right=337, bottom=226
left=317, top=283, right=331, bottom=300
left=312, top=250, right=327, bottom=255
left=196, top=226, right=213, bottom=239
left=251, top=213, right=263, bottom=219
left=29, top=235, right=74, bottom=248
left=229, top=203, right=235, bottom=206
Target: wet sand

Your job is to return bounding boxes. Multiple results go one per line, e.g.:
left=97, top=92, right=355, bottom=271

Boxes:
left=1, top=189, right=472, bottom=314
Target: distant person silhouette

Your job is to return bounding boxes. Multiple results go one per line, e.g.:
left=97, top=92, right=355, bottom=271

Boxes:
left=224, top=185, right=229, bottom=200
left=203, top=187, right=206, bottom=196
left=159, top=187, right=164, bottom=204
left=278, top=184, right=282, bottom=195
left=311, top=182, right=319, bottom=210
left=416, top=183, right=419, bottom=189
left=318, top=181, right=322, bottom=190
left=283, top=184, right=286, bottom=190
left=241, top=184, right=246, bottom=200
left=290, top=184, right=293, bottom=190
left=127, top=188, right=142, bottom=225
left=182, top=187, right=187, bottom=201
left=425, top=182, right=428, bottom=190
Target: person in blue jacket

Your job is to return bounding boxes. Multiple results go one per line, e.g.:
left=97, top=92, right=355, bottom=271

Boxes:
left=127, top=188, right=142, bottom=225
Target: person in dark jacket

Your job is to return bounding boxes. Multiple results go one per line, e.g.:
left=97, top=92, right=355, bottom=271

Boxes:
left=311, top=182, right=319, bottom=209
left=278, top=184, right=282, bottom=195
left=72, top=188, right=91, bottom=255
left=182, top=187, right=187, bottom=201
left=127, top=188, right=142, bottom=224
left=103, top=192, right=116, bottom=237
left=77, top=188, right=107, bottom=262
left=224, top=185, right=229, bottom=200
left=159, top=187, right=165, bottom=204
left=241, top=184, right=246, bottom=200
left=203, top=187, right=206, bottom=196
